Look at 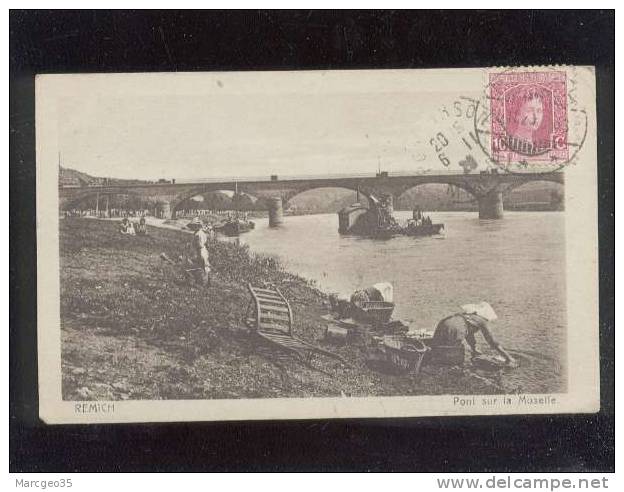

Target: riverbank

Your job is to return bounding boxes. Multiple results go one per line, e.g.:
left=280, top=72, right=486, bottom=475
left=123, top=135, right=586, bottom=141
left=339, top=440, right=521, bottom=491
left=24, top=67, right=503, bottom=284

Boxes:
left=61, top=217, right=506, bottom=401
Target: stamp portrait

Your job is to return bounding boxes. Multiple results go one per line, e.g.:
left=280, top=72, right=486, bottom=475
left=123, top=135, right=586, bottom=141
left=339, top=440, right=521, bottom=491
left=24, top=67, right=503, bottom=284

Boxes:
left=489, top=71, right=568, bottom=164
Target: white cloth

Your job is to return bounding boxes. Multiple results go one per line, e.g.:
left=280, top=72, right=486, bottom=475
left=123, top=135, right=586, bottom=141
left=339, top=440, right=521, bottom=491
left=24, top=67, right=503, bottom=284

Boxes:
left=460, top=302, right=498, bottom=321
left=372, top=282, right=393, bottom=302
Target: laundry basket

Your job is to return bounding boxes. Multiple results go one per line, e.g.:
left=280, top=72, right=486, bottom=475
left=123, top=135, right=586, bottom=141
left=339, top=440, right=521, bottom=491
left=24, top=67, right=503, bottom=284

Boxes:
left=380, top=336, right=429, bottom=374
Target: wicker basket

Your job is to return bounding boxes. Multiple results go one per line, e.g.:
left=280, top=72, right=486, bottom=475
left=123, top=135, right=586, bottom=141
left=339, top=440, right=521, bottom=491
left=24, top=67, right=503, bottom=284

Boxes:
left=380, top=336, right=429, bottom=374
left=353, top=301, right=395, bottom=325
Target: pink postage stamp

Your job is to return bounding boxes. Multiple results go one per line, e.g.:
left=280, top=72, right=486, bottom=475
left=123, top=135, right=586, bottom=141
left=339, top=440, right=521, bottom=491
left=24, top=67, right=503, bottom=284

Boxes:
left=489, top=71, right=568, bottom=164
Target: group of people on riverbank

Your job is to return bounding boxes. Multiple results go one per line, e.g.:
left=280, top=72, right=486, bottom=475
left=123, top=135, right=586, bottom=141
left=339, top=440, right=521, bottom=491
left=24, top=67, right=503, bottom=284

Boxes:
left=65, top=208, right=153, bottom=219
left=119, top=217, right=148, bottom=236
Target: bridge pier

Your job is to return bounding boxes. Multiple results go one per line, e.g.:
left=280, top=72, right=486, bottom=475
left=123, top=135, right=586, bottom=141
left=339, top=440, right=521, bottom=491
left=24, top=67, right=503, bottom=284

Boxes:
left=478, top=191, right=504, bottom=219
left=268, top=197, right=284, bottom=227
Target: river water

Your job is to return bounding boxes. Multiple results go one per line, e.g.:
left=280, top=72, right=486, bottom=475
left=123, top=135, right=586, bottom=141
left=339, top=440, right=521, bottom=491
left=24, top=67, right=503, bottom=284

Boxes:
left=231, top=211, right=566, bottom=394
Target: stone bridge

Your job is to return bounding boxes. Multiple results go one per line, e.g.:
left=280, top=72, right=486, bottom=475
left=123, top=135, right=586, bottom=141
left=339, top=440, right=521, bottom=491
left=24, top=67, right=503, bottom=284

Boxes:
left=59, top=171, right=564, bottom=221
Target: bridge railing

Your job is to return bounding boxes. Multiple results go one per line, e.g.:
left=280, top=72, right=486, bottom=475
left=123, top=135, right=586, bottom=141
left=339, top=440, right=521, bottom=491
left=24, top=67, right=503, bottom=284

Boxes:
left=59, top=168, right=563, bottom=190
left=162, top=169, right=469, bottom=184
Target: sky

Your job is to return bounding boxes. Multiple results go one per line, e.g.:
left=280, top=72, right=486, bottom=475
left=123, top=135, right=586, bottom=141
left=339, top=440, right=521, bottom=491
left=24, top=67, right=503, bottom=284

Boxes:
left=52, top=70, right=481, bottom=181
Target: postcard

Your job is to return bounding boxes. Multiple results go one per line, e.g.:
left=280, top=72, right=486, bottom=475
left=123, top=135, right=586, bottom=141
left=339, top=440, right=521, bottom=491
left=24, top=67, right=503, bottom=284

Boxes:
left=36, top=67, right=599, bottom=423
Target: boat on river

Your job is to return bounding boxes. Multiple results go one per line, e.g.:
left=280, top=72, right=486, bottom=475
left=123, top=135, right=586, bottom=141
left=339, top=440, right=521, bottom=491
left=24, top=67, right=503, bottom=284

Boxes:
left=403, top=222, right=445, bottom=237
left=215, top=182, right=256, bottom=236
left=338, top=199, right=445, bottom=239
left=215, top=218, right=255, bottom=236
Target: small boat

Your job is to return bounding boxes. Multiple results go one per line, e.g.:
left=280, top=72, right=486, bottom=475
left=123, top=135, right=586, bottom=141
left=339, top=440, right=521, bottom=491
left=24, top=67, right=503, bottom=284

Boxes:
left=215, top=218, right=255, bottom=236
left=403, top=222, right=445, bottom=237
left=216, top=182, right=256, bottom=236
left=352, top=300, right=395, bottom=325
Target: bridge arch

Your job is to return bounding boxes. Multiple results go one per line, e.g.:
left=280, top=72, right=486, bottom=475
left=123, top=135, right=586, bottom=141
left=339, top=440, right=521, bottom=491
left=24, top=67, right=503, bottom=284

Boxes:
left=172, top=188, right=263, bottom=216
left=169, top=184, right=240, bottom=216
left=394, top=182, right=478, bottom=211
left=394, top=176, right=479, bottom=196
left=282, top=185, right=374, bottom=212
left=62, top=189, right=146, bottom=211
left=502, top=173, right=565, bottom=192
left=503, top=178, right=565, bottom=211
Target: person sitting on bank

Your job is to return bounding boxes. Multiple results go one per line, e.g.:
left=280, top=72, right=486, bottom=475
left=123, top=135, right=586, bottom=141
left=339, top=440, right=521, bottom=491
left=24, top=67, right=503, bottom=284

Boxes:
left=120, top=217, right=135, bottom=235
left=431, top=302, right=516, bottom=365
left=136, top=216, right=148, bottom=235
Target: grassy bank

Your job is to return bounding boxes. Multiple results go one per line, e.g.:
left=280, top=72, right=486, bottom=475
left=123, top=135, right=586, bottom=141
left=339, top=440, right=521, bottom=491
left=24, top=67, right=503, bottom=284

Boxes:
left=60, top=218, right=503, bottom=401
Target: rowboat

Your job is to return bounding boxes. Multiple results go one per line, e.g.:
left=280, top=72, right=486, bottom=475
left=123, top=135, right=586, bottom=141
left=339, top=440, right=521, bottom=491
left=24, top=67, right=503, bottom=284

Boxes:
left=403, top=223, right=445, bottom=236
left=215, top=219, right=255, bottom=236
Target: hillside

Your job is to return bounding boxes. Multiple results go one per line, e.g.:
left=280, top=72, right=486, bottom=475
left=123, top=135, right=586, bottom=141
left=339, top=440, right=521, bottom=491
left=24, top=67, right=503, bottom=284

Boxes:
left=59, top=166, right=154, bottom=187
left=59, top=166, right=99, bottom=186
left=60, top=218, right=503, bottom=401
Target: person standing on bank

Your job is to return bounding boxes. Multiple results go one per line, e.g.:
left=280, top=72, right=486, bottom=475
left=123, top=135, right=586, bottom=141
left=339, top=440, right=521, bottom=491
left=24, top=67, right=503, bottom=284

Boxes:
left=187, top=217, right=212, bottom=285
left=432, top=302, right=516, bottom=365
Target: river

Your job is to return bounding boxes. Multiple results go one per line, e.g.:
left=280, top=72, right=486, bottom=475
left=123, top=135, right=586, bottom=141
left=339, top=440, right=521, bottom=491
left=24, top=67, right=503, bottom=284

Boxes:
left=230, top=211, right=567, bottom=394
